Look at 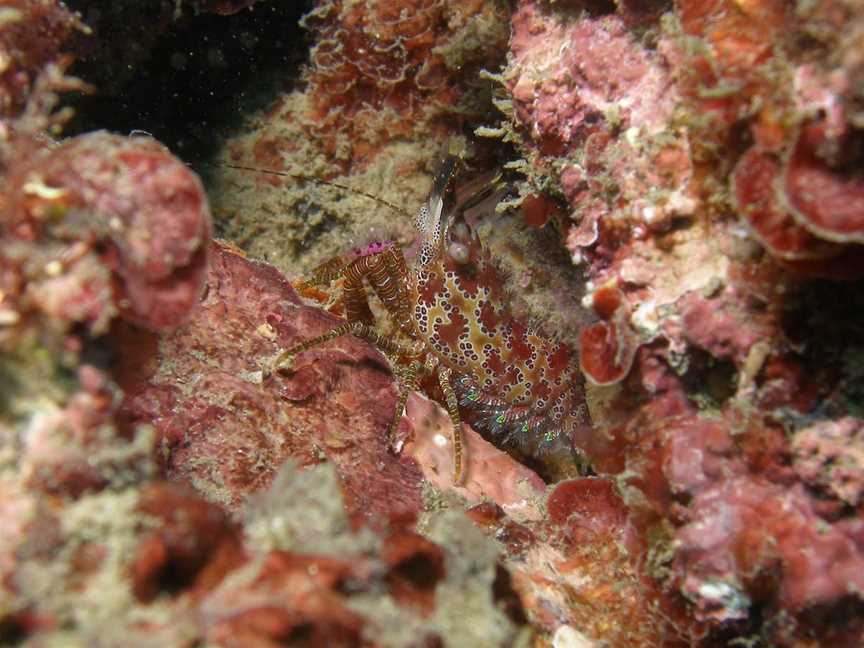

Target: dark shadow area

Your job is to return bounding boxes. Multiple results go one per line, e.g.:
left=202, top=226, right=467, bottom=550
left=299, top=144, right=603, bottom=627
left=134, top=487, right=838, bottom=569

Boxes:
left=62, top=1, right=313, bottom=163
left=782, top=279, right=864, bottom=418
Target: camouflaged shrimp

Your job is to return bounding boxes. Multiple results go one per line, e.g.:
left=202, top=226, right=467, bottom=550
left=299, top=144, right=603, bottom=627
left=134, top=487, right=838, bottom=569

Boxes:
left=233, top=157, right=589, bottom=484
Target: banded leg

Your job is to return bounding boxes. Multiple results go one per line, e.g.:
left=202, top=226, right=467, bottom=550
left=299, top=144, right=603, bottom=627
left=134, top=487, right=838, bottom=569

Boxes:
left=270, top=321, right=421, bottom=374
left=298, top=255, right=352, bottom=288
left=437, top=367, right=465, bottom=485
left=341, top=255, right=376, bottom=325
left=296, top=247, right=414, bottom=337
left=366, top=248, right=414, bottom=332
left=387, top=361, right=421, bottom=453
left=295, top=250, right=390, bottom=325
left=269, top=322, right=352, bottom=373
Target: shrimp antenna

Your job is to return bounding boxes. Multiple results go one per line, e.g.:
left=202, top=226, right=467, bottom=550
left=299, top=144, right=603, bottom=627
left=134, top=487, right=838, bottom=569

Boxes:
left=212, top=162, right=414, bottom=220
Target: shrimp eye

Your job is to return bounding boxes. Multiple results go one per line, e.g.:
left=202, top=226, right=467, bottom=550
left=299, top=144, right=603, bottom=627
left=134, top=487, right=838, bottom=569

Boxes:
left=447, top=241, right=470, bottom=264
left=450, top=222, right=470, bottom=241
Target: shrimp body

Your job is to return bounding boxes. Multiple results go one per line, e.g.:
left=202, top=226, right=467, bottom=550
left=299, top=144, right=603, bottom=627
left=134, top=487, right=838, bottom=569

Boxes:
left=409, top=160, right=588, bottom=447
left=270, top=156, right=590, bottom=480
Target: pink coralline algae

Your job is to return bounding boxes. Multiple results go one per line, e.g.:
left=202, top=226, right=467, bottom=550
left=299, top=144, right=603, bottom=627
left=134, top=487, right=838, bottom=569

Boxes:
left=16, top=363, right=136, bottom=499
left=677, top=476, right=864, bottom=614
left=404, top=392, right=547, bottom=508
left=733, top=148, right=842, bottom=261
left=509, top=3, right=675, bottom=155
left=611, top=412, right=864, bottom=636
left=671, top=0, right=864, bottom=277
left=499, top=475, right=669, bottom=645
left=677, top=290, right=775, bottom=368
left=665, top=420, right=864, bottom=615
left=733, top=123, right=864, bottom=278
left=783, top=122, right=864, bottom=243
left=545, top=477, right=629, bottom=547
left=506, top=0, right=697, bottom=287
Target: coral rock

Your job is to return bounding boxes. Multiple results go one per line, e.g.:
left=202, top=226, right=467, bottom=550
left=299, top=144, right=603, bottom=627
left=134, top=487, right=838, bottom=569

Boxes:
left=2, top=132, right=211, bottom=335
left=381, top=529, right=446, bottom=616
left=132, top=481, right=245, bottom=603
left=199, top=550, right=368, bottom=647
left=0, top=0, right=86, bottom=115
left=31, top=132, right=209, bottom=329
left=678, top=290, right=774, bottom=368
left=676, top=475, right=864, bottom=614
left=118, top=242, right=425, bottom=524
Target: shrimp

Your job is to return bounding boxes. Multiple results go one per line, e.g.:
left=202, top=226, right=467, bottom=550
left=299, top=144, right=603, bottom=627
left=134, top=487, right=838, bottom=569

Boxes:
left=236, top=156, right=590, bottom=483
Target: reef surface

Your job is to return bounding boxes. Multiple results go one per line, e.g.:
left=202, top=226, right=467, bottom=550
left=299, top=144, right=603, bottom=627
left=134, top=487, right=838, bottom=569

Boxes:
left=1, top=1, right=864, bottom=647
